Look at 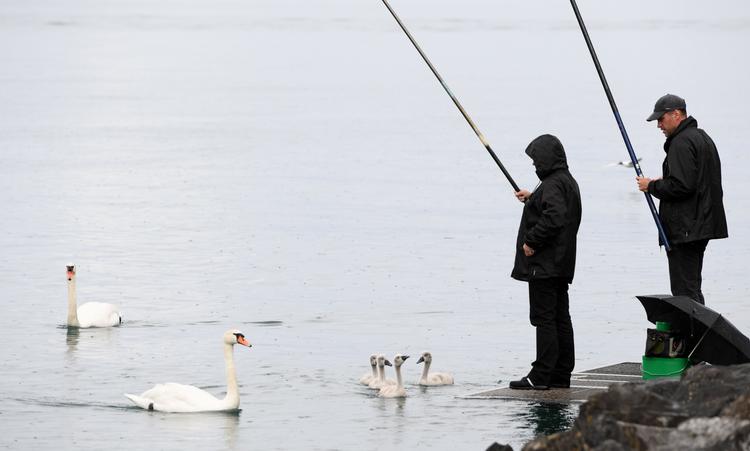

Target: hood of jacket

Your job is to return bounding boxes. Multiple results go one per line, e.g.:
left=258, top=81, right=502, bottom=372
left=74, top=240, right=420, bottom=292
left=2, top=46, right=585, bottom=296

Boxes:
left=524, top=134, right=569, bottom=180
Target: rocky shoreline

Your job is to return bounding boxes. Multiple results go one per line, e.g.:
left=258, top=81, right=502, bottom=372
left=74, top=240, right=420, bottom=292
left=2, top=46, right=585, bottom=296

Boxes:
left=489, top=363, right=750, bottom=450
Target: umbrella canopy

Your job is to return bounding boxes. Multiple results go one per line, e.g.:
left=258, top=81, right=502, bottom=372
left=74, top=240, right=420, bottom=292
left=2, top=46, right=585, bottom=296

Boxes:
left=637, top=294, right=750, bottom=365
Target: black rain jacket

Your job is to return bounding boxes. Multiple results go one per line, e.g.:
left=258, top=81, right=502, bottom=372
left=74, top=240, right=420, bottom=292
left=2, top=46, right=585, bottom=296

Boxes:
left=648, top=116, right=728, bottom=245
left=511, top=135, right=582, bottom=283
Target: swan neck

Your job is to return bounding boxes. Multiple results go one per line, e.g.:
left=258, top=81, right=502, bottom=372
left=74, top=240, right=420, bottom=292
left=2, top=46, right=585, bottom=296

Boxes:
left=371, top=364, right=378, bottom=378
left=395, top=364, right=403, bottom=388
left=378, top=365, right=385, bottom=382
left=67, top=277, right=79, bottom=327
left=420, top=361, right=431, bottom=380
left=223, top=343, right=240, bottom=408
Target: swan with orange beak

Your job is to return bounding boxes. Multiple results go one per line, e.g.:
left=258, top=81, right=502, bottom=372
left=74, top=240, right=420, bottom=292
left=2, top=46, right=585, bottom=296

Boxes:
left=125, top=329, right=252, bottom=413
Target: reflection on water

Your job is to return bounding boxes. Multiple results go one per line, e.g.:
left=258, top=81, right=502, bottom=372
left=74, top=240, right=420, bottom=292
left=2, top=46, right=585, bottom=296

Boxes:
left=210, top=411, right=242, bottom=450
left=376, top=396, right=407, bottom=415
left=63, top=326, right=119, bottom=353
left=521, top=402, right=577, bottom=437
left=222, top=412, right=241, bottom=450
left=65, top=327, right=80, bottom=354
left=142, top=410, right=241, bottom=450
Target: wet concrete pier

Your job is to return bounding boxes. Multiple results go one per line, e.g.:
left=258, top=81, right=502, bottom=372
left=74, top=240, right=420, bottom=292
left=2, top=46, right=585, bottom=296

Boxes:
left=463, top=362, right=642, bottom=403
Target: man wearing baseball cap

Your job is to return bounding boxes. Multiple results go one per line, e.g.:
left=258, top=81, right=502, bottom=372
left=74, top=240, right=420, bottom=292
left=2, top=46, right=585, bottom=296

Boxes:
left=636, top=94, right=728, bottom=305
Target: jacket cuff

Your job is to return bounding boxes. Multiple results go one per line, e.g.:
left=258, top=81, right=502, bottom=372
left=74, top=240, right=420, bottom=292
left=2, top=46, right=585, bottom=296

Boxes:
left=647, top=180, right=659, bottom=197
left=524, top=235, right=543, bottom=249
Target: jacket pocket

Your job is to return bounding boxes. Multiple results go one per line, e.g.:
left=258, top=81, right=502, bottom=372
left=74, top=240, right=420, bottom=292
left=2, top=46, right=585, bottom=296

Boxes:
left=664, top=202, right=694, bottom=240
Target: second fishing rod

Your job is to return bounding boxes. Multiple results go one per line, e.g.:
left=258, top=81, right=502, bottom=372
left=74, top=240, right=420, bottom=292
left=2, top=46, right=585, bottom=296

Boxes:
left=380, top=0, right=520, bottom=193
left=569, top=0, right=671, bottom=251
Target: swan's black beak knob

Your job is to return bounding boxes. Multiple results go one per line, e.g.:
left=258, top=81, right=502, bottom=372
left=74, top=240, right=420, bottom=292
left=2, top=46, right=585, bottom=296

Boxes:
left=384, top=360, right=393, bottom=367
left=416, top=356, right=424, bottom=364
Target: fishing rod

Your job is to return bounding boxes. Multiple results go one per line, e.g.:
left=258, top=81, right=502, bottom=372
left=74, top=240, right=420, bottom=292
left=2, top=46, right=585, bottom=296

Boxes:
left=380, top=0, right=520, bottom=192
left=569, top=0, right=671, bottom=250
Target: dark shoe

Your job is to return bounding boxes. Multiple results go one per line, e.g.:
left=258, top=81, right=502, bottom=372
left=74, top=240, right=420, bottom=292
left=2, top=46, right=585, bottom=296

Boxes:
left=509, top=376, right=548, bottom=390
left=549, top=381, right=570, bottom=389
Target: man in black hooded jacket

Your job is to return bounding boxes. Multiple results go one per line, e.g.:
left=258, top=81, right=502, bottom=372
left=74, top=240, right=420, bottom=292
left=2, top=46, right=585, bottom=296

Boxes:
left=508, top=134, right=582, bottom=390
left=637, top=94, right=728, bottom=305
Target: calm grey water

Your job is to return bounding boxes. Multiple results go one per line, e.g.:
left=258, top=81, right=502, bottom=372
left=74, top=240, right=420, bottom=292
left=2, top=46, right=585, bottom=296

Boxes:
left=2, top=1, right=749, bottom=449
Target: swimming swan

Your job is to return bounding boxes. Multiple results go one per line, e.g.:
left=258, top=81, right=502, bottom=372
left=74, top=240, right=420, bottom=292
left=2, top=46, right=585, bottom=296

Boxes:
left=379, top=354, right=409, bottom=398
left=66, top=264, right=122, bottom=328
left=125, top=329, right=252, bottom=413
left=417, top=351, right=454, bottom=386
left=368, top=355, right=394, bottom=389
left=359, top=354, right=378, bottom=385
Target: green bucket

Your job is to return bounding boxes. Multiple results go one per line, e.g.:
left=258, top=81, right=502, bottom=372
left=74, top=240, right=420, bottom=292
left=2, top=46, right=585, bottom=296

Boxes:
left=642, top=355, right=689, bottom=380
left=656, top=321, right=671, bottom=332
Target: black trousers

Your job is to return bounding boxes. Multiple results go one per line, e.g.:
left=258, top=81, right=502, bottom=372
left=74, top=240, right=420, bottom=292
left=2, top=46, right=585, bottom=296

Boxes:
left=527, top=277, right=575, bottom=385
left=667, top=239, right=708, bottom=305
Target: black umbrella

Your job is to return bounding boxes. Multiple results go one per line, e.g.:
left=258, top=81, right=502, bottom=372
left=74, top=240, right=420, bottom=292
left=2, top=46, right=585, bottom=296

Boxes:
left=636, top=294, right=750, bottom=365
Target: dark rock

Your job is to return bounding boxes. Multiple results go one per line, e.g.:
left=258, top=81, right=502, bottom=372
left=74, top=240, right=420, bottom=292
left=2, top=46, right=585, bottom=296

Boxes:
left=579, top=382, right=688, bottom=428
left=521, top=363, right=750, bottom=450
left=592, top=439, right=631, bottom=451
left=655, top=417, right=750, bottom=451
left=721, top=394, right=750, bottom=420
left=673, top=364, right=750, bottom=417
left=521, top=429, right=585, bottom=451
left=639, top=378, right=681, bottom=399
left=613, top=423, right=674, bottom=449
left=578, top=414, right=648, bottom=450
left=486, top=443, right=514, bottom=451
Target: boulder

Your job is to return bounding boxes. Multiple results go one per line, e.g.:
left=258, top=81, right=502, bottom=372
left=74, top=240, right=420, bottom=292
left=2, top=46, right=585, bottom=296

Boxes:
left=516, top=363, right=750, bottom=450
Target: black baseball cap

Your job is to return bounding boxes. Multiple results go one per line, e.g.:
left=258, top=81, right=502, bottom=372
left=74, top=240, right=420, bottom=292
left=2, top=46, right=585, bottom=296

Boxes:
left=646, top=94, right=687, bottom=121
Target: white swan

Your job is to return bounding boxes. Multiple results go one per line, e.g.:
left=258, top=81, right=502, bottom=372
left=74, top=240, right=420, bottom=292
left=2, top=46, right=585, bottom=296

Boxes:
left=359, top=354, right=378, bottom=385
left=379, top=354, right=409, bottom=398
left=125, top=329, right=252, bottom=413
left=368, top=355, right=395, bottom=389
left=416, top=351, right=454, bottom=386
left=66, top=264, right=122, bottom=328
